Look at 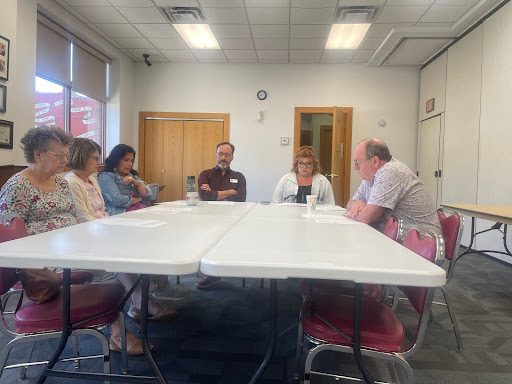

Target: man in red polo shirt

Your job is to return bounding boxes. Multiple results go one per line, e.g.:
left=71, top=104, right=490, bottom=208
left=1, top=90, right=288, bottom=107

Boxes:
left=196, top=141, right=247, bottom=289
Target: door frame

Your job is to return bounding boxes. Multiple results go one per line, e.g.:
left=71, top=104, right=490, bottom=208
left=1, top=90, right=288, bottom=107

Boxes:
left=294, top=107, right=353, bottom=206
left=138, top=111, right=230, bottom=180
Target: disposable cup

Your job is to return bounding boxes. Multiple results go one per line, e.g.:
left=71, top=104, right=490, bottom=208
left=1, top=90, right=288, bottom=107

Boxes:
left=306, top=195, right=318, bottom=213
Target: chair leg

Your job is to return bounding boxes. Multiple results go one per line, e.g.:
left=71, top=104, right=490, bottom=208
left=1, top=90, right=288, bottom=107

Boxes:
left=294, top=322, right=304, bottom=381
left=440, top=286, right=463, bottom=350
left=120, top=313, right=129, bottom=374
left=18, top=341, right=36, bottom=379
left=260, top=278, right=264, bottom=288
left=176, top=275, right=180, bottom=285
left=73, top=335, right=80, bottom=369
left=394, top=355, right=416, bottom=384
left=391, top=288, right=400, bottom=311
left=242, top=278, right=246, bottom=287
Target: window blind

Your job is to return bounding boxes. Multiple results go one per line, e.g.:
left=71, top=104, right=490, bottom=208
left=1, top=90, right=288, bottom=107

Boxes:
left=36, top=23, right=71, bottom=86
left=72, top=45, right=107, bottom=103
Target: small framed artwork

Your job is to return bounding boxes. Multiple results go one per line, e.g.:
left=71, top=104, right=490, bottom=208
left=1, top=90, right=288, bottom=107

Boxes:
left=0, top=34, right=10, bottom=81
left=0, top=84, right=6, bottom=113
left=426, top=98, right=435, bottom=113
left=0, top=119, right=13, bottom=149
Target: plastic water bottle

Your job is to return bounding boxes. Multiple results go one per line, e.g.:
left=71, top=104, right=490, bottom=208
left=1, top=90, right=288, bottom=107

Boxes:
left=186, top=176, right=196, bottom=192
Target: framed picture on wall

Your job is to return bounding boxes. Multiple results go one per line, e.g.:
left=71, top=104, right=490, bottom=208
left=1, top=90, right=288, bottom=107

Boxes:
left=0, top=119, right=13, bottom=149
left=426, top=98, right=435, bottom=113
left=0, top=84, right=6, bottom=113
left=0, top=34, right=10, bottom=81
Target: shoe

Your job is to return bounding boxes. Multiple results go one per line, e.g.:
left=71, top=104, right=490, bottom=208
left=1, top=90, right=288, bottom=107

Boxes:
left=152, top=283, right=191, bottom=301
left=195, top=276, right=221, bottom=289
left=127, top=306, right=179, bottom=323
left=109, top=336, right=153, bottom=355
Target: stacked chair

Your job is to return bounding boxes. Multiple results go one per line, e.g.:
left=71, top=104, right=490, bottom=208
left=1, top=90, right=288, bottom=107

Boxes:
left=0, top=217, right=126, bottom=380
left=298, top=228, right=443, bottom=384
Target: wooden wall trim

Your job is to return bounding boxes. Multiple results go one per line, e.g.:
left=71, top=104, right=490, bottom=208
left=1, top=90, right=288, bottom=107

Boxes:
left=0, top=165, right=28, bottom=188
left=138, top=111, right=230, bottom=180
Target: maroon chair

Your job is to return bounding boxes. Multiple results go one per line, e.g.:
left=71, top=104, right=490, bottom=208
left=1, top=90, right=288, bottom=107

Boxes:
left=299, top=229, right=442, bottom=384
left=0, top=217, right=125, bottom=380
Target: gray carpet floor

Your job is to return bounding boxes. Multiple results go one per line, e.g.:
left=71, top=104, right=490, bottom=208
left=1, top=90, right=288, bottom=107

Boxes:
left=0, top=252, right=511, bottom=383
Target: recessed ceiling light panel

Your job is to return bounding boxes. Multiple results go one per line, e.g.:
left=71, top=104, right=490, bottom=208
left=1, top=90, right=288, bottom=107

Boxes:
left=174, top=24, right=220, bottom=50
left=326, top=24, right=371, bottom=50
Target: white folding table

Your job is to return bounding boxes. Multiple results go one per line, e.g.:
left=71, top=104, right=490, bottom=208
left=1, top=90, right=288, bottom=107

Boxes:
left=0, top=202, right=255, bottom=384
left=201, top=203, right=447, bottom=384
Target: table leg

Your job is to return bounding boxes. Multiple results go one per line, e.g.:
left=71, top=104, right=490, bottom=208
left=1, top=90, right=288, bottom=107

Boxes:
left=503, top=225, right=512, bottom=256
left=140, top=274, right=168, bottom=384
left=353, top=283, right=374, bottom=384
left=248, top=279, right=277, bottom=384
left=36, top=268, right=72, bottom=384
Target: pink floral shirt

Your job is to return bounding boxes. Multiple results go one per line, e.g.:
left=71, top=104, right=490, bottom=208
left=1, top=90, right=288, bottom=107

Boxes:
left=0, top=173, right=79, bottom=235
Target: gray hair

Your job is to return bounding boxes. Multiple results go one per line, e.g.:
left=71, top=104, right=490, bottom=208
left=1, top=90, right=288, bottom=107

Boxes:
left=20, top=126, right=74, bottom=163
left=364, top=138, right=392, bottom=162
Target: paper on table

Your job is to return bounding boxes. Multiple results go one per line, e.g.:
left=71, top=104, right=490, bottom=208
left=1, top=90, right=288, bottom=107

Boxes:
left=314, top=217, right=365, bottom=225
left=279, top=203, right=306, bottom=207
left=316, top=205, right=346, bottom=211
left=156, top=201, right=188, bottom=205
left=132, top=206, right=192, bottom=214
left=101, top=218, right=168, bottom=228
left=208, top=201, right=235, bottom=205
left=302, top=213, right=345, bottom=219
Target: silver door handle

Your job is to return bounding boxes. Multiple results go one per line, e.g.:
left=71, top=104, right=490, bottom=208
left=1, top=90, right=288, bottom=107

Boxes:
left=325, top=174, right=339, bottom=178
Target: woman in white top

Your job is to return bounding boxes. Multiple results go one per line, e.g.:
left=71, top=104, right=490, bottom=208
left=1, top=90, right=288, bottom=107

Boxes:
left=273, top=146, right=335, bottom=205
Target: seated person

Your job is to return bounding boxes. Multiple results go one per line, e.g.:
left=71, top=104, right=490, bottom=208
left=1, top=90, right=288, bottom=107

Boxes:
left=0, top=127, right=150, bottom=354
left=273, top=146, right=335, bottom=205
left=345, top=138, right=442, bottom=238
left=97, top=144, right=153, bottom=215
left=96, top=143, right=190, bottom=303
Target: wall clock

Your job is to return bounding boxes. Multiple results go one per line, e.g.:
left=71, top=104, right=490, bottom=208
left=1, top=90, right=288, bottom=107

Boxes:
left=257, top=90, right=267, bottom=100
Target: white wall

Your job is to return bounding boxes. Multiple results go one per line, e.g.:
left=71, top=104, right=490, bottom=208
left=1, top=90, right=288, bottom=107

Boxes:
left=135, top=63, right=420, bottom=203
left=419, top=52, right=447, bottom=121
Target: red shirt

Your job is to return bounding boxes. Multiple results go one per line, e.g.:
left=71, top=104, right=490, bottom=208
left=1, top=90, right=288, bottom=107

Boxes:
left=198, top=166, right=247, bottom=202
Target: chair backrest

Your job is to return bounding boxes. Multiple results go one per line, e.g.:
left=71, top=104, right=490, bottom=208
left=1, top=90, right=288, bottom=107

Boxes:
left=147, top=183, right=159, bottom=202
left=383, top=216, right=401, bottom=241
left=0, top=217, right=29, bottom=295
left=437, top=210, right=463, bottom=261
left=399, top=229, right=440, bottom=314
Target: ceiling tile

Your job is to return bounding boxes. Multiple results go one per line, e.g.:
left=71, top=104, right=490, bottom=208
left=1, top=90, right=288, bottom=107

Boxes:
left=229, top=59, right=259, bottom=63
left=133, top=24, right=179, bottom=38
left=218, top=39, right=254, bottom=49
left=116, top=7, right=168, bottom=23
left=290, top=39, right=326, bottom=49
left=96, top=23, right=142, bottom=37
left=291, top=8, right=335, bottom=24
left=87, top=23, right=109, bottom=36
left=358, top=37, right=383, bottom=50
left=386, top=0, right=434, bottom=4
left=366, top=23, right=414, bottom=37
left=338, top=0, right=385, bottom=5
left=203, top=8, right=248, bottom=23
left=259, top=59, right=289, bottom=63
left=199, top=0, right=244, bottom=6
left=320, top=59, right=352, bottom=63
left=224, top=50, right=257, bottom=60
left=254, top=39, right=289, bottom=50
left=114, top=37, right=154, bottom=48
left=210, top=25, right=251, bottom=38
left=250, top=25, right=289, bottom=39
left=419, top=5, right=470, bottom=22
left=103, top=36, right=124, bottom=48
left=246, top=8, right=289, bottom=24
left=73, top=7, right=127, bottom=23
left=108, top=0, right=154, bottom=6
left=245, top=0, right=289, bottom=7
left=376, top=6, right=430, bottom=23
left=127, top=48, right=164, bottom=59
left=54, top=0, right=71, bottom=6
left=290, top=59, right=320, bottom=63
left=198, top=59, right=229, bottom=62
left=290, top=25, right=331, bottom=38
left=322, top=50, right=356, bottom=60
left=416, top=22, right=454, bottom=27
left=63, top=7, right=92, bottom=24
left=290, top=50, right=323, bottom=60
left=120, top=48, right=140, bottom=61
left=153, top=0, right=199, bottom=6
left=292, top=0, right=337, bottom=7
left=149, top=57, right=171, bottom=62
left=257, top=50, right=288, bottom=60
left=148, top=38, right=188, bottom=49
left=191, top=50, right=227, bottom=60
left=65, top=0, right=110, bottom=6
left=353, top=49, right=374, bottom=60
left=384, top=37, right=453, bottom=65
left=435, top=0, right=479, bottom=4
left=160, top=49, right=197, bottom=61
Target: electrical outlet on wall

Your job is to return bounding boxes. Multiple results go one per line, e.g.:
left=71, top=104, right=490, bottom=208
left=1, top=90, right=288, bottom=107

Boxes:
left=280, top=137, right=289, bottom=145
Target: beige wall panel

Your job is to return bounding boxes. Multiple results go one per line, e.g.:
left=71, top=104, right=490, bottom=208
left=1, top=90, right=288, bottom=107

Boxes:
left=183, top=121, right=206, bottom=196
left=144, top=120, right=164, bottom=190
left=419, top=52, right=447, bottom=121
left=162, top=121, right=184, bottom=202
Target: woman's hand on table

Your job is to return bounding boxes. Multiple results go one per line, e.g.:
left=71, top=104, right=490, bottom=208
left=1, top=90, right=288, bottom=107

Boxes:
left=122, top=176, right=141, bottom=187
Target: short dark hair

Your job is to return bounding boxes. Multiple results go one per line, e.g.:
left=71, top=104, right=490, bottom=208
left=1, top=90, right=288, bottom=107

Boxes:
left=216, top=142, right=235, bottom=154
left=364, top=139, right=392, bottom=162
left=67, top=138, right=101, bottom=170
left=20, top=126, right=74, bottom=163
left=101, top=144, right=137, bottom=175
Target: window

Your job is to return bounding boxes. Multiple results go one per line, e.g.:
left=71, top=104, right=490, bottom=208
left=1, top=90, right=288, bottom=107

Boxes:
left=35, top=76, right=68, bottom=130
left=70, top=91, right=104, bottom=145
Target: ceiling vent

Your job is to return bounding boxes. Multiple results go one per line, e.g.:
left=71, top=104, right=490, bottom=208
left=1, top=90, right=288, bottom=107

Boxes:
left=335, top=6, right=379, bottom=24
left=161, top=7, right=206, bottom=24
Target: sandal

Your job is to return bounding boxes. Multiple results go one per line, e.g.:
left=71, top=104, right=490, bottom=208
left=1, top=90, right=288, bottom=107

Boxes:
left=109, top=336, right=153, bottom=355
left=128, top=306, right=178, bottom=323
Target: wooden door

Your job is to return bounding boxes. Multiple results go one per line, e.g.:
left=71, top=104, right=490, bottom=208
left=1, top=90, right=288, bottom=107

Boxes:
left=319, top=125, right=333, bottom=175
left=331, top=108, right=348, bottom=206
left=418, top=114, right=442, bottom=206
left=182, top=120, right=224, bottom=197
left=144, top=120, right=184, bottom=203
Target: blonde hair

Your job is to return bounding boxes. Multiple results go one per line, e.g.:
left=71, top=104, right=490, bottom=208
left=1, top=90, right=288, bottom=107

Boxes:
left=291, top=146, right=321, bottom=175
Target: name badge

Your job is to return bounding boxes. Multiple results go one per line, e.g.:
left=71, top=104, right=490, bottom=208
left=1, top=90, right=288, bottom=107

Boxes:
left=230, top=178, right=238, bottom=183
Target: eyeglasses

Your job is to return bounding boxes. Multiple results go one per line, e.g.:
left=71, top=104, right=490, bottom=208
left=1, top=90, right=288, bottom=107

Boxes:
left=217, top=152, right=232, bottom=158
left=298, top=161, right=313, bottom=168
left=48, top=151, right=69, bottom=160
left=353, top=158, right=371, bottom=169
left=90, top=156, right=101, bottom=162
